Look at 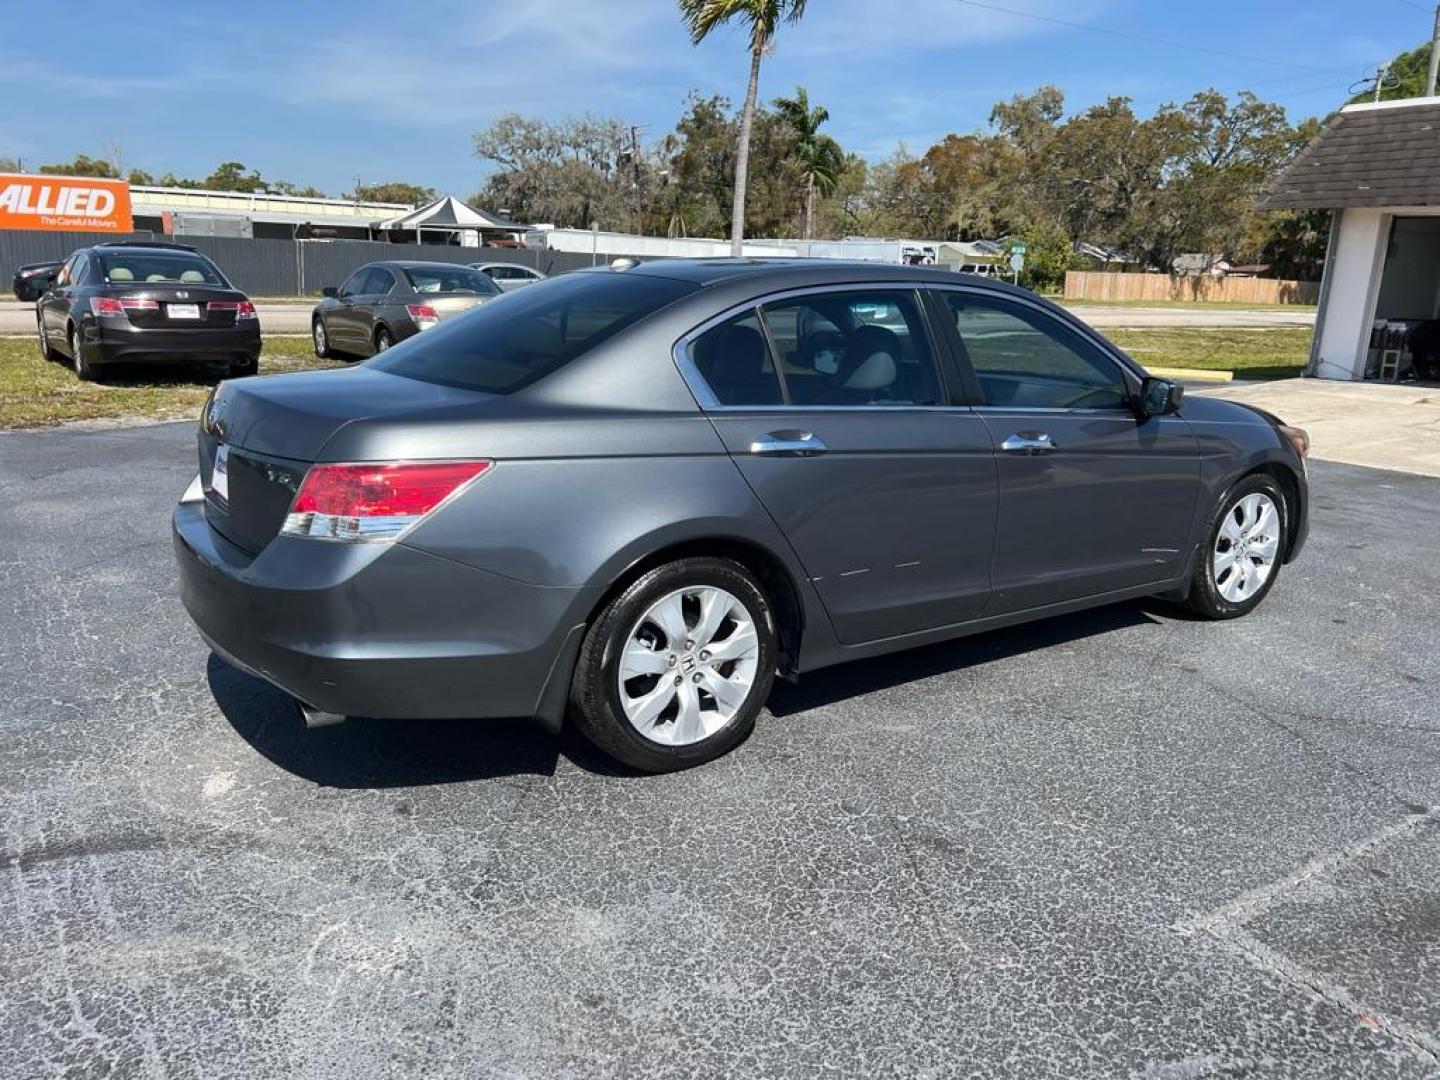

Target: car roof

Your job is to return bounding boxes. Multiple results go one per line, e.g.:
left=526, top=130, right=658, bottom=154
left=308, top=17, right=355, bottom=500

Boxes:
left=612, top=257, right=1034, bottom=299
left=87, top=243, right=206, bottom=257
left=380, top=260, right=484, bottom=271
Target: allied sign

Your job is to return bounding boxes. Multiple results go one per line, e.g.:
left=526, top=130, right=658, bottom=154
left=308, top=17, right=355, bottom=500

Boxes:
left=0, top=174, right=133, bottom=233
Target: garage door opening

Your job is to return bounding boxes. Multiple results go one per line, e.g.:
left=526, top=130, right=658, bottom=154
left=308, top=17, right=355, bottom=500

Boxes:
left=1369, top=216, right=1440, bottom=383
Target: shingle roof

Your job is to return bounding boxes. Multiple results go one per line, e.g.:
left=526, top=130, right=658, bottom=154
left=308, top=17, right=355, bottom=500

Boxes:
left=1258, top=98, right=1440, bottom=211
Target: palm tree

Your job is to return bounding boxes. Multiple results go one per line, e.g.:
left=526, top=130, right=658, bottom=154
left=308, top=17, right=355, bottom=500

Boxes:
left=678, top=0, right=809, bottom=255
left=774, top=86, right=842, bottom=241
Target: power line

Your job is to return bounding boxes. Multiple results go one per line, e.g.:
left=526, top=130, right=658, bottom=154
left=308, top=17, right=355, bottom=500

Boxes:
left=953, top=0, right=1352, bottom=74
left=1391, top=0, right=1432, bottom=14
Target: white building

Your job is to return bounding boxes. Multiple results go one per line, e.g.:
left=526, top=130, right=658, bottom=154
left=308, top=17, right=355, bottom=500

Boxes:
left=1260, top=97, right=1440, bottom=382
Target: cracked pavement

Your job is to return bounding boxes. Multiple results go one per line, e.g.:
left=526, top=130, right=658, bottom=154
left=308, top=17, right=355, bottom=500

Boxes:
left=2, top=420, right=1437, bottom=1079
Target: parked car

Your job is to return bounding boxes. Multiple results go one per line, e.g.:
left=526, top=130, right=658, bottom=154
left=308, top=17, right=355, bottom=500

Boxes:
left=37, top=242, right=260, bottom=380
left=12, top=260, right=62, bottom=301
left=471, top=261, right=546, bottom=291
left=311, top=260, right=502, bottom=359
left=174, top=260, right=1309, bottom=773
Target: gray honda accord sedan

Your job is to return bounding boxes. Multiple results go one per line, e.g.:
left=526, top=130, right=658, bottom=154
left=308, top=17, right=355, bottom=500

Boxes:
left=174, top=259, right=1309, bottom=772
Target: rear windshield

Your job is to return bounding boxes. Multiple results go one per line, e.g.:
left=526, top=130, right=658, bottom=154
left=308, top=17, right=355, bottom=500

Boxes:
left=401, top=265, right=500, bottom=295
left=370, top=272, right=697, bottom=394
left=97, top=252, right=225, bottom=286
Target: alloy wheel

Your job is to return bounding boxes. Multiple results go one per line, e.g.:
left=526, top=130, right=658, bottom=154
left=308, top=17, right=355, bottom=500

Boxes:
left=617, top=586, right=760, bottom=746
left=70, top=328, right=82, bottom=374
left=313, top=320, right=327, bottom=355
left=1212, top=492, right=1280, bottom=603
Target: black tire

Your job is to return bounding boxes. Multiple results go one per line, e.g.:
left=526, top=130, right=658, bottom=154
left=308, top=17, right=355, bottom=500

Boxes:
left=312, top=317, right=332, bottom=359
left=374, top=326, right=393, bottom=354
left=37, top=318, right=63, bottom=363
left=69, top=324, right=97, bottom=382
left=1186, top=473, right=1288, bottom=620
left=229, top=357, right=259, bottom=378
left=569, top=556, right=778, bottom=773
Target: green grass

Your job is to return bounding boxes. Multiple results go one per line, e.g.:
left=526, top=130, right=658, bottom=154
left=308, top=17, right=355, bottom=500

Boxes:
left=0, top=326, right=1313, bottom=429
left=1107, top=327, right=1312, bottom=378
left=0, top=335, right=338, bottom=429
left=1060, top=297, right=1317, bottom=312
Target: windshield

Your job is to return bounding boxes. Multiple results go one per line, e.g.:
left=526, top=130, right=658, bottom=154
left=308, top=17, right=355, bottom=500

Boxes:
left=370, top=271, right=696, bottom=394
left=97, top=252, right=226, bottom=286
left=401, top=265, right=501, bottom=295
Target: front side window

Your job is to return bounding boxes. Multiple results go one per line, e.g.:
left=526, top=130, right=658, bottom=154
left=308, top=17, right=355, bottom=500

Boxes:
left=339, top=267, right=370, bottom=297
left=372, top=271, right=696, bottom=394
left=760, top=290, right=943, bottom=406
left=402, top=266, right=500, bottom=295
left=97, top=252, right=224, bottom=286
left=941, top=293, right=1128, bottom=410
left=365, top=267, right=397, bottom=295
left=685, top=310, right=784, bottom=406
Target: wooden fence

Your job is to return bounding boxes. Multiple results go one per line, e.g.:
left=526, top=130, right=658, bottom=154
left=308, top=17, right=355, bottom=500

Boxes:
left=1064, top=271, right=1319, bottom=306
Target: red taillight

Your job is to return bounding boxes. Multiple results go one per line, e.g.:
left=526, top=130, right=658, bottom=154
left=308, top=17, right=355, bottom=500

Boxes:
left=209, top=300, right=257, bottom=320
left=406, top=303, right=439, bottom=327
left=282, top=460, right=491, bottom=541
left=91, top=297, right=159, bottom=316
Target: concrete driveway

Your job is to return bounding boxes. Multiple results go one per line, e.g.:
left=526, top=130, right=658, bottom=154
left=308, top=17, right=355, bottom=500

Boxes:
left=1201, top=378, right=1440, bottom=478
left=2, top=421, right=1437, bottom=1077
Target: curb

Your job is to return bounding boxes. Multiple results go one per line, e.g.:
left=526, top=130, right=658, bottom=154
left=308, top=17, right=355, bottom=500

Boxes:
left=1147, top=366, right=1234, bottom=383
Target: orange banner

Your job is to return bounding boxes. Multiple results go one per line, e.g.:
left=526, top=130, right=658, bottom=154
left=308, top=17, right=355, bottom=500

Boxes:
left=0, top=174, right=133, bottom=233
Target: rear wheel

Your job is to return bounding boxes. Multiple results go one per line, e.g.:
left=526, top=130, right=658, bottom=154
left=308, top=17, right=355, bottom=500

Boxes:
left=69, top=325, right=97, bottom=381
left=1187, top=474, right=1287, bottom=619
left=570, top=557, right=777, bottom=772
left=312, top=317, right=332, bottom=359
left=374, top=326, right=393, bottom=353
left=229, top=357, right=259, bottom=378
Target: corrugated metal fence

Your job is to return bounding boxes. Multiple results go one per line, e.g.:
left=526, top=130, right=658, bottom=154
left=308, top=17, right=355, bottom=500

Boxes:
left=2, top=231, right=640, bottom=297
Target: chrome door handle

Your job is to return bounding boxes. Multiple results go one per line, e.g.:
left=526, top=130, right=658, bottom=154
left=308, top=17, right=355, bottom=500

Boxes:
left=750, top=430, right=828, bottom=457
left=1000, top=432, right=1058, bottom=455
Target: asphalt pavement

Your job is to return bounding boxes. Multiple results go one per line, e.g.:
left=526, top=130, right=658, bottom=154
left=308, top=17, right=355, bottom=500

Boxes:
left=2, top=421, right=1436, bottom=1079
left=0, top=297, right=1317, bottom=337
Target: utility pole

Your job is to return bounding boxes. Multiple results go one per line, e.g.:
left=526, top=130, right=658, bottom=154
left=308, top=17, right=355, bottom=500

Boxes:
left=1428, top=3, right=1440, bottom=97
left=1375, top=63, right=1389, bottom=102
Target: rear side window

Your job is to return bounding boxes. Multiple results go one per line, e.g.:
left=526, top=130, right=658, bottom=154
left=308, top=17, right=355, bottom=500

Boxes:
left=685, top=311, right=784, bottom=406
left=371, top=272, right=697, bottom=394
left=402, top=265, right=500, bottom=295
left=364, top=267, right=397, bottom=295
left=942, top=293, right=1128, bottom=410
left=97, top=252, right=224, bottom=286
left=763, top=290, right=943, bottom=406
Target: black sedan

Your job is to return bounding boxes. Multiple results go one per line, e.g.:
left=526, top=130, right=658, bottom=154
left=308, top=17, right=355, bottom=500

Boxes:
left=12, top=260, right=62, bottom=301
left=175, top=259, right=1309, bottom=773
left=37, top=242, right=261, bottom=380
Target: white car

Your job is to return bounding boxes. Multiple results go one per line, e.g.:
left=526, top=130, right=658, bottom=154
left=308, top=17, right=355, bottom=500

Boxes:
left=471, top=262, right=546, bottom=291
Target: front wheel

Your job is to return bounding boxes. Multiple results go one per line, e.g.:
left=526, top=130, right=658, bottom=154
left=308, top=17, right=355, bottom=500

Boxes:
left=312, top=318, right=331, bottom=359
left=229, top=357, right=259, bottom=378
left=1187, top=474, right=1287, bottom=620
left=569, top=557, right=778, bottom=772
left=69, top=325, right=97, bottom=381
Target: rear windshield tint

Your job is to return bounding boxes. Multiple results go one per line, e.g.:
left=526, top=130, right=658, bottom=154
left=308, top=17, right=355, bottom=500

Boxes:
left=401, top=265, right=500, bottom=295
left=97, top=253, right=225, bottom=286
left=370, top=272, right=697, bottom=394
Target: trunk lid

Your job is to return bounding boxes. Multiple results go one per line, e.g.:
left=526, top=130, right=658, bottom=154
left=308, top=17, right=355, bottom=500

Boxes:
left=422, top=293, right=493, bottom=322
left=200, top=365, right=495, bottom=554
left=104, top=284, right=249, bottom=329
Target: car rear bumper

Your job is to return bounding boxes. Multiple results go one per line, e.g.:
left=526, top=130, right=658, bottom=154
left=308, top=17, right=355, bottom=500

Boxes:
left=172, top=496, right=584, bottom=722
left=85, top=321, right=261, bottom=365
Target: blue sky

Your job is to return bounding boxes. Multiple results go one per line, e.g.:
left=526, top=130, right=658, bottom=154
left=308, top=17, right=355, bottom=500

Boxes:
left=0, top=0, right=1428, bottom=197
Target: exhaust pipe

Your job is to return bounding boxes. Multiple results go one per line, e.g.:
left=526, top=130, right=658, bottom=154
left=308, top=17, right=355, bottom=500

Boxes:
left=296, top=699, right=346, bottom=729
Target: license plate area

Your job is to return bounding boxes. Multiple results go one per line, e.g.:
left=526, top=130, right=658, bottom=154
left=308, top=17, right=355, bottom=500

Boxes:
left=167, top=303, right=201, bottom=320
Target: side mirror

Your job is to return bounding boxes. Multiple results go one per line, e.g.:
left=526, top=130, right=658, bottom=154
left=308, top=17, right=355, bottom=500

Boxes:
left=1139, top=376, right=1184, bottom=418
left=321, top=286, right=338, bottom=298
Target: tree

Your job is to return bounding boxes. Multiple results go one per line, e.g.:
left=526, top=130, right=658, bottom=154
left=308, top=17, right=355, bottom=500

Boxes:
left=351, top=181, right=436, bottom=206
left=773, top=86, right=843, bottom=239
left=678, top=0, right=808, bottom=255
left=39, top=154, right=120, bottom=178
